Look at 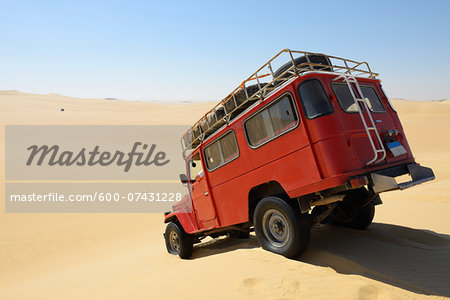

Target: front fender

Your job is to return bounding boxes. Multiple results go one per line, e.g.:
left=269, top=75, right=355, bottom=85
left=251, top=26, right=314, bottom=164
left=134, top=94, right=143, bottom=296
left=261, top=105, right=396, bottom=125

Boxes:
left=164, top=212, right=198, bottom=234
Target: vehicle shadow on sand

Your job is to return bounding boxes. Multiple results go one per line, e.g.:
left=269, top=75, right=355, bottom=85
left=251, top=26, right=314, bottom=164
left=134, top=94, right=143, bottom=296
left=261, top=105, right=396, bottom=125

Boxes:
left=301, top=222, right=450, bottom=297
left=189, top=222, right=450, bottom=297
left=191, top=235, right=260, bottom=259
left=191, top=222, right=450, bottom=297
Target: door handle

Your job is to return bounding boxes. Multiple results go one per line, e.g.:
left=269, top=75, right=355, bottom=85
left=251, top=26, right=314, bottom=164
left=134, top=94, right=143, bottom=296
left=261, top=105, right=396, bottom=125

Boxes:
left=204, top=192, right=209, bottom=196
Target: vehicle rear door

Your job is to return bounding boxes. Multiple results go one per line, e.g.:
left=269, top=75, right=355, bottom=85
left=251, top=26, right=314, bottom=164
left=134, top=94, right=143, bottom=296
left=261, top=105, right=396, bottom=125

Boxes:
left=330, top=78, right=400, bottom=165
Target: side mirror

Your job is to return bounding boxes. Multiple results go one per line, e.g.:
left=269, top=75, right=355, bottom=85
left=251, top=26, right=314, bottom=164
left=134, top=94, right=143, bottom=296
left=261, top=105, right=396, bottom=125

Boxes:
left=179, top=174, right=189, bottom=184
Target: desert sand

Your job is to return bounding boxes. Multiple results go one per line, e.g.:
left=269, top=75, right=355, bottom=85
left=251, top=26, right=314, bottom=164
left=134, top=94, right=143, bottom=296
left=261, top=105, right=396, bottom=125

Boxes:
left=0, top=90, right=449, bottom=299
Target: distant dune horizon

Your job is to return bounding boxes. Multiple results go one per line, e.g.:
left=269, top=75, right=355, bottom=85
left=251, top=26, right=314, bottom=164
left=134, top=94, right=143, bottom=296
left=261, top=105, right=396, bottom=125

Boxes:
left=1, top=89, right=448, bottom=104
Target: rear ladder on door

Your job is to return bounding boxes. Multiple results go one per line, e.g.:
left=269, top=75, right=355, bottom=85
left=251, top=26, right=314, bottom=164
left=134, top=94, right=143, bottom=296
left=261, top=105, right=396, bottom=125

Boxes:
left=334, top=74, right=386, bottom=165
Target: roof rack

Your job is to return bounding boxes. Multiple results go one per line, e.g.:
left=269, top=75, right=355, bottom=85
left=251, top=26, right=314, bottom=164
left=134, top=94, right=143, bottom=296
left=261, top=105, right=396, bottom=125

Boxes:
left=182, top=48, right=378, bottom=158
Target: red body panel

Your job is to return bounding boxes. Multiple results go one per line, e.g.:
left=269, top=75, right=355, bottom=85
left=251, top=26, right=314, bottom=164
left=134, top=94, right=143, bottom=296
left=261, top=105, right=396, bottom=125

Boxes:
left=165, top=72, right=415, bottom=234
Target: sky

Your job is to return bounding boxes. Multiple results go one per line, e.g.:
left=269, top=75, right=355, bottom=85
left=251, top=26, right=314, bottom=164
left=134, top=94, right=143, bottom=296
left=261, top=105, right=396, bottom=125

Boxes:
left=1, top=0, right=449, bottom=101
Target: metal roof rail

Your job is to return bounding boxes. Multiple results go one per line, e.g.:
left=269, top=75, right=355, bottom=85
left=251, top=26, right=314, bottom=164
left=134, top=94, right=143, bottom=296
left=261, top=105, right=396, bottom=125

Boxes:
left=182, top=49, right=379, bottom=158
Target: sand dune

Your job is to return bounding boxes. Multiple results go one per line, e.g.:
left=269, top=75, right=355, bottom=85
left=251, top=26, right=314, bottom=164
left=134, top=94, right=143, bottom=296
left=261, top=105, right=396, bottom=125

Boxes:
left=0, top=91, right=449, bottom=299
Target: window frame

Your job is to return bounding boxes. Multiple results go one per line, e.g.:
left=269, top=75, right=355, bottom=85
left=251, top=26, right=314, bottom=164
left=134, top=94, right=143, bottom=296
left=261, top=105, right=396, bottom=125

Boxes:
left=187, top=151, right=203, bottom=182
left=297, top=78, right=334, bottom=120
left=243, top=92, right=300, bottom=149
left=380, top=84, right=396, bottom=112
left=332, top=82, right=386, bottom=114
left=203, top=129, right=240, bottom=172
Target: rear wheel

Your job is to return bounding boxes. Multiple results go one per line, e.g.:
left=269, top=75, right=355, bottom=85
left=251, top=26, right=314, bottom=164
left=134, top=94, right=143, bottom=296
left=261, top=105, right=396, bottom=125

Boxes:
left=254, top=196, right=310, bottom=258
left=164, top=222, right=194, bottom=259
left=331, top=189, right=378, bottom=230
left=333, top=203, right=375, bottom=230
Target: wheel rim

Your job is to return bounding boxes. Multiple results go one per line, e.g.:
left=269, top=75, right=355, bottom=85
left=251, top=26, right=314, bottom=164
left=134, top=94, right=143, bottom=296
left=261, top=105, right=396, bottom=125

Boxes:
left=169, top=231, right=181, bottom=254
left=262, top=209, right=290, bottom=247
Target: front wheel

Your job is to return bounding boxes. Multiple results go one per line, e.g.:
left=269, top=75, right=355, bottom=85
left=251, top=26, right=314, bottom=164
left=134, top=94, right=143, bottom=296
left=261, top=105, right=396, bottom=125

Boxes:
left=254, top=196, right=310, bottom=258
left=164, top=222, right=193, bottom=259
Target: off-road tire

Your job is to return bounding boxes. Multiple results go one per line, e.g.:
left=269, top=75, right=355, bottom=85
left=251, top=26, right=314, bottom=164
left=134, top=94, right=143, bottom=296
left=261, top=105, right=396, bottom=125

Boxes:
left=164, top=222, right=194, bottom=259
left=254, top=196, right=310, bottom=258
left=334, top=203, right=375, bottom=230
left=331, top=188, right=377, bottom=230
left=273, top=54, right=333, bottom=85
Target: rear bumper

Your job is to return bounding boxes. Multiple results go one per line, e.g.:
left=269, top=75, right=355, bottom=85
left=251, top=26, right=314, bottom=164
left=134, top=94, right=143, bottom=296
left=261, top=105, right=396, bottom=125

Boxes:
left=289, top=158, right=432, bottom=198
left=369, top=163, right=435, bottom=193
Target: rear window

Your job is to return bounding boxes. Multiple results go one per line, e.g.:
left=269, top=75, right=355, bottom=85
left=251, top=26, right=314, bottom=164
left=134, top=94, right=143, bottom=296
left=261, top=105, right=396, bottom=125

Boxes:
left=333, top=83, right=359, bottom=112
left=333, top=83, right=385, bottom=113
left=297, top=79, right=333, bottom=119
left=360, top=86, right=385, bottom=113
left=244, top=94, right=298, bottom=147
left=204, top=131, right=239, bottom=171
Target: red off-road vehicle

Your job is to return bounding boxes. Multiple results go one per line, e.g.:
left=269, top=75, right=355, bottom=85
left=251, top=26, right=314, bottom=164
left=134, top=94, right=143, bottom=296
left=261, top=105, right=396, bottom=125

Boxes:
left=163, top=49, right=435, bottom=259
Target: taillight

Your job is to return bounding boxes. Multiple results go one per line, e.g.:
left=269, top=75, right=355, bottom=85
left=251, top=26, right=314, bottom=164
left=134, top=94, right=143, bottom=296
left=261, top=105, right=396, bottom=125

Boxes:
left=348, top=176, right=368, bottom=189
left=384, top=129, right=401, bottom=143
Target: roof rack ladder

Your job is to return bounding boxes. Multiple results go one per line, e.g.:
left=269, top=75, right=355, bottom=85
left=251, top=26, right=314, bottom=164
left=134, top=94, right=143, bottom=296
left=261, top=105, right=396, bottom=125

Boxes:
left=334, top=74, right=386, bottom=165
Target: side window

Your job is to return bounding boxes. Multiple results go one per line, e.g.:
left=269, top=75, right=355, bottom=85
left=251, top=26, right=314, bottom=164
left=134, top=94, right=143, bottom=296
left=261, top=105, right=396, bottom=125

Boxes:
left=360, top=86, right=385, bottom=113
left=204, top=131, right=239, bottom=171
left=298, top=79, right=333, bottom=119
left=188, top=152, right=203, bottom=181
left=244, top=94, right=298, bottom=147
